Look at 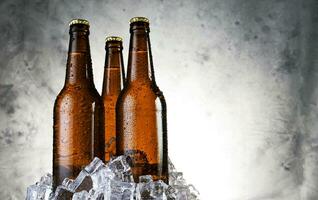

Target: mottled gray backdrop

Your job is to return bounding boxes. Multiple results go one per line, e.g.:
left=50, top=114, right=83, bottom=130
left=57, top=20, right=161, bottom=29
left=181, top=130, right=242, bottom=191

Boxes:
left=1, top=0, right=318, bottom=199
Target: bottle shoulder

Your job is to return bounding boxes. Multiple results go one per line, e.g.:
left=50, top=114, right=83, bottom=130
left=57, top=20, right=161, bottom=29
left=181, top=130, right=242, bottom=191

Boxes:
left=117, top=82, right=166, bottom=105
left=55, top=85, right=102, bottom=105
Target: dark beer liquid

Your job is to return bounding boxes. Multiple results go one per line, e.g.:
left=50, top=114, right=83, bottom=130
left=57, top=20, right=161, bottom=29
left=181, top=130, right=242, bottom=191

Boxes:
left=53, top=23, right=105, bottom=190
left=116, top=20, right=168, bottom=183
left=102, top=39, right=125, bottom=162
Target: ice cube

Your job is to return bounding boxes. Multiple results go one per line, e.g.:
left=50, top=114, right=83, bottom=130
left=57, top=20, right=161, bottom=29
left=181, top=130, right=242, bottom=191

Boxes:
left=165, top=185, right=177, bottom=200
left=106, top=155, right=133, bottom=182
left=139, top=175, right=153, bottom=183
left=61, top=158, right=110, bottom=194
left=122, top=171, right=134, bottom=183
left=168, top=157, right=176, bottom=173
left=39, top=173, right=52, bottom=186
left=62, top=178, right=75, bottom=191
left=92, top=167, right=114, bottom=189
left=169, top=172, right=186, bottom=186
left=107, top=155, right=131, bottom=173
left=26, top=185, right=39, bottom=200
left=136, top=179, right=154, bottom=200
left=173, top=185, right=190, bottom=200
left=188, top=184, right=200, bottom=200
left=26, top=174, right=53, bottom=200
left=150, top=180, right=169, bottom=199
left=54, top=185, right=74, bottom=200
left=72, top=190, right=89, bottom=200
left=81, top=157, right=115, bottom=189
left=60, top=172, right=93, bottom=193
left=71, top=170, right=93, bottom=192
left=136, top=180, right=171, bottom=200
left=41, top=187, right=53, bottom=200
left=89, top=188, right=105, bottom=200
left=85, top=157, right=105, bottom=174
left=105, top=179, right=135, bottom=200
left=136, top=183, right=150, bottom=199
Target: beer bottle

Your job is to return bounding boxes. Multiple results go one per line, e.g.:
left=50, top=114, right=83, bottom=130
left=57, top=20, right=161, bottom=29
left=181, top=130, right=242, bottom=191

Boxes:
left=53, top=19, right=105, bottom=189
left=102, top=36, right=125, bottom=162
left=116, top=17, right=168, bottom=183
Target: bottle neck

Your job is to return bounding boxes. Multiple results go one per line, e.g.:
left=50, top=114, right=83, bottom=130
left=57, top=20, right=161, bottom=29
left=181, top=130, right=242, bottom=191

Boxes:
left=126, top=25, right=155, bottom=84
left=102, top=42, right=125, bottom=96
left=65, top=26, right=95, bottom=87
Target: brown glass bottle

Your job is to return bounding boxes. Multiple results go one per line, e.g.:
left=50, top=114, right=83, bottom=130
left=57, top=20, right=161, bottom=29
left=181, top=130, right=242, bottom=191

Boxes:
left=53, top=19, right=105, bottom=190
left=116, top=17, right=168, bottom=183
left=102, top=36, right=125, bottom=162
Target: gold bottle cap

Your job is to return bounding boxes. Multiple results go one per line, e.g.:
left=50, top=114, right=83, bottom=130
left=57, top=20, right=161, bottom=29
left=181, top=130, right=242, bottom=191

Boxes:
left=105, top=36, right=123, bottom=42
left=129, top=17, right=149, bottom=24
left=69, top=19, right=90, bottom=27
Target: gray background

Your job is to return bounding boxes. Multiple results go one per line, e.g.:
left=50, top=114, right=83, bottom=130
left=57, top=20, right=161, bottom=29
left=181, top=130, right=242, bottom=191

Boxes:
left=1, top=0, right=318, bottom=199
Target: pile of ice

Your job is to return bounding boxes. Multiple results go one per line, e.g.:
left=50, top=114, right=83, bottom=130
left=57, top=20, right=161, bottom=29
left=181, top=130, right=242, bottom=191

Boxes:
left=26, top=156, right=200, bottom=200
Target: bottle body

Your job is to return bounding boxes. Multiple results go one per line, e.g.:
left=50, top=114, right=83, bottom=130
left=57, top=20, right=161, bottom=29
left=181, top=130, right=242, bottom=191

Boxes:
left=116, top=82, right=168, bottom=182
left=53, top=85, right=104, bottom=187
left=116, top=18, right=168, bottom=183
left=102, top=37, right=125, bottom=162
left=53, top=20, right=104, bottom=189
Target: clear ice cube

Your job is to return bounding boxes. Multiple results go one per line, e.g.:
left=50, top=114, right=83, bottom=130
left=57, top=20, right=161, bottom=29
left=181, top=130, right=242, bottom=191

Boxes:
left=26, top=185, right=38, bottom=200
left=173, top=185, right=190, bottom=200
left=150, top=180, right=169, bottom=199
left=26, top=174, right=53, bottom=200
left=168, top=158, right=176, bottom=173
left=88, top=161, right=114, bottom=189
left=105, top=179, right=135, bottom=200
left=89, top=188, right=105, bottom=200
left=188, top=184, right=200, bottom=200
left=54, top=185, right=74, bottom=200
left=165, top=185, right=177, bottom=200
left=60, top=171, right=93, bottom=193
left=139, top=175, right=153, bottom=183
left=107, top=155, right=131, bottom=173
left=136, top=179, right=154, bottom=200
left=72, top=170, right=93, bottom=192
left=72, top=190, right=89, bottom=200
left=62, top=178, right=75, bottom=191
left=39, top=173, right=53, bottom=186
left=122, top=171, right=134, bottom=183
left=106, top=155, right=134, bottom=182
left=169, top=172, right=186, bottom=186
left=85, top=157, right=105, bottom=174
